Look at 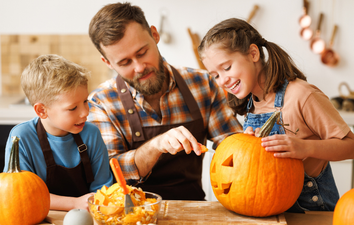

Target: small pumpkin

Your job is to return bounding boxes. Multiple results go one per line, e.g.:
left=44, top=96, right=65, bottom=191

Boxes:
left=0, top=136, right=50, bottom=225
left=210, top=112, right=304, bottom=217
left=333, top=188, right=354, bottom=225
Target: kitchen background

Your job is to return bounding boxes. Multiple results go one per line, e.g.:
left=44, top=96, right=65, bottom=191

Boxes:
left=0, top=0, right=353, bottom=201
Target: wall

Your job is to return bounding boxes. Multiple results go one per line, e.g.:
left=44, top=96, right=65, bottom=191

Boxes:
left=0, top=34, right=111, bottom=95
left=1, top=0, right=354, bottom=97
left=1, top=0, right=353, bottom=199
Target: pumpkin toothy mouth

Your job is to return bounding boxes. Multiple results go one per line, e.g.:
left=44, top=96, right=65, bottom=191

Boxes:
left=211, top=154, right=233, bottom=195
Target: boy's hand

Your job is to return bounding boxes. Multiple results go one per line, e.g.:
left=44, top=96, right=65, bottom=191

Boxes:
left=74, top=193, right=94, bottom=211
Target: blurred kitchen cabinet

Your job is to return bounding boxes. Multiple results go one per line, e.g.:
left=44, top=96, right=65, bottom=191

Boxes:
left=0, top=125, right=15, bottom=172
left=1, top=34, right=111, bottom=96
left=331, top=160, right=353, bottom=197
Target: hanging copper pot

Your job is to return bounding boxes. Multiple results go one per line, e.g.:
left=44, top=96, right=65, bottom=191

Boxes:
left=300, top=27, right=313, bottom=40
left=299, top=0, right=311, bottom=27
left=321, top=25, right=339, bottom=67
left=299, top=0, right=313, bottom=40
left=310, top=13, right=326, bottom=54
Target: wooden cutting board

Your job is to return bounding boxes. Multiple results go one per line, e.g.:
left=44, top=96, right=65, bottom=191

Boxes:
left=157, top=201, right=287, bottom=224
left=41, top=210, right=66, bottom=225
left=42, top=201, right=287, bottom=224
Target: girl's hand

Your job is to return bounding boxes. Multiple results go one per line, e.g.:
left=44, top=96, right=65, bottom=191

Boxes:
left=261, top=134, right=308, bottom=160
left=244, top=127, right=260, bottom=136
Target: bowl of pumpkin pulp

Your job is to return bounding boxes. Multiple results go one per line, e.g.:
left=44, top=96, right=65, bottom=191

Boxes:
left=87, top=183, right=162, bottom=225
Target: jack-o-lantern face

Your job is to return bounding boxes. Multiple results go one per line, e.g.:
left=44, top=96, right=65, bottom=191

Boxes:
left=210, top=133, right=304, bottom=217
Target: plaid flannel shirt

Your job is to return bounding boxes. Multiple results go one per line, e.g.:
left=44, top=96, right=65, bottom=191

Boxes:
left=88, top=60, right=242, bottom=184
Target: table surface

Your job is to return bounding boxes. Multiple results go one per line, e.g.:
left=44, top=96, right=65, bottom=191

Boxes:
left=39, top=201, right=334, bottom=225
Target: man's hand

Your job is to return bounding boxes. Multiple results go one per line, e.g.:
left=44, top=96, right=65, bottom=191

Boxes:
left=136, top=125, right=203, bottom=177
left=151, top=126, right=202, bottom=155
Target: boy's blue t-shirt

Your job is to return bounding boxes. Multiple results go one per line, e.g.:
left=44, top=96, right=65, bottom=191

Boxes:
left=3, top=117, right=113, bottom=193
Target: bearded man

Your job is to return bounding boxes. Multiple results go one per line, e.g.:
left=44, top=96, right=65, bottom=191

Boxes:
left=88, top=2, right=242, bottom=200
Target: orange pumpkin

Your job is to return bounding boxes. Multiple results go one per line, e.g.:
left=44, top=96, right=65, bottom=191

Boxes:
left=0, top=136, right=50, bottom=225
left=333, top=188, right=354, bottom=225
left=210, top=112, right=304, bottom=217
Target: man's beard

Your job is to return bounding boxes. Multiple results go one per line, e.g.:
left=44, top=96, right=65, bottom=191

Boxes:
left=121, top=57, right=166, bottom=96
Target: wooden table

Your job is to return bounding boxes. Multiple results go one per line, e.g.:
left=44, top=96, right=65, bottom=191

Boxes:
left=41, top=201, right=333, bottom=225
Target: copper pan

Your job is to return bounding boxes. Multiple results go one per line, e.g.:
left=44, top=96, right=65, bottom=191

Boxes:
left=321, top=25, right=339, bottom=67
left=299, top=0, right=313, bottom=40
left=310, top=13, right=326, bottom=54
left=299, top=0, right=311, bottom=27
left=300, top=27, right=313, bottom=40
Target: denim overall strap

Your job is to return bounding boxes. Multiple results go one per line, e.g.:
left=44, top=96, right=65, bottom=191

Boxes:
left=245, top=80, right=289, bottom=123
left=274, top=79, right=289, bottom=108
left=246, top=95, right=253, bottom=112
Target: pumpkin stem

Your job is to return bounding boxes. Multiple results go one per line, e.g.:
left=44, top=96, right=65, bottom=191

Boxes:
left=7, top=136, right=21, bottom=173
left=256, top=111, right=281, bottom=138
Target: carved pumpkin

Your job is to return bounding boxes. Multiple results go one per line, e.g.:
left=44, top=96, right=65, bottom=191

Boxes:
left=0, top=136, right=50, bottom=225
left=210, top=112, right=304, bottom=217
left=333, top=188, right=354, bottom=225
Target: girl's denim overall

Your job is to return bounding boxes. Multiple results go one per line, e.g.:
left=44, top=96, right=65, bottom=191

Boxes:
left=243, top=80, right=339, bottom=212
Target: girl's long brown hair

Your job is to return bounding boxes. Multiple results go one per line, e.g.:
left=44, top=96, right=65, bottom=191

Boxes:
left=198, top=18, right=306, bottom=115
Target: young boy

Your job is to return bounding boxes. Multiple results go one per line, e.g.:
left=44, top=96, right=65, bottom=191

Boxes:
left=3, top=54, right=113, bottom=211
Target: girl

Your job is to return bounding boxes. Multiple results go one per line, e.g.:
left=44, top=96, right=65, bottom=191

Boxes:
left=198, top=18, right=354, bottom=212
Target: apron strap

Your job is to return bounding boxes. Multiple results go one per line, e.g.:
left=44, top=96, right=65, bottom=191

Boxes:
left=116, top=75, right=145, bottom=143
left=36, top=119, right=57, bottom=167
left=116, top=65, right=204, bottom=145
left=170, top=66, right=203, bottom=121
left=36, top=119, right=94, bottom=183
left=71, top=133, right=94, bottom=183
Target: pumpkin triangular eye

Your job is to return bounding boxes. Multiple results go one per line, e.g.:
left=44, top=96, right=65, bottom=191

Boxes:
left=222, top=154, right=233, bottom=167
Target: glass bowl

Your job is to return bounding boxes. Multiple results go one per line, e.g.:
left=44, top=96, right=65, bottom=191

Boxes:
left=87, top=192, right=162, bottom=225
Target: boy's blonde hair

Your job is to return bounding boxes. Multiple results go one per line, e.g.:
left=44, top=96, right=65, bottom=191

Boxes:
left=21, top=54, right=90, bottom=106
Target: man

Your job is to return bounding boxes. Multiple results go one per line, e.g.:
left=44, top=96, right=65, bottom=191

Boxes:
left=88, top=2, right=242, bottom=200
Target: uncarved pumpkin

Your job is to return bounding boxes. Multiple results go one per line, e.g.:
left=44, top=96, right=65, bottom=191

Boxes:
left=0, top=136, right=50, bottom=225
left=210, top=112, right=304, bottom=217
left=333, top=188, right=354, bottom=225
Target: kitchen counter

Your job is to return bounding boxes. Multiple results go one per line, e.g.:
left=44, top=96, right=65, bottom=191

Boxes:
left=0, top=95, right=36, bottom=125
left=2, top=95, right=354, bottom=126
left=39, top=201, right=333, bottom=225
left=0, top=95, right=354, bottom=128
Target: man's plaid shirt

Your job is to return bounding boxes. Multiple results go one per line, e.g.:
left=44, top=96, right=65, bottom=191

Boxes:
left=88, top=61, right=242, bottom=184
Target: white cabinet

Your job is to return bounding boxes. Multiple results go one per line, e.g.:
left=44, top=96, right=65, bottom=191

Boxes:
left=202, top=141, right=218, bottom=201
left=331, top=121, right=354, bottom=197
left=331, top=160, right=353, bottom=197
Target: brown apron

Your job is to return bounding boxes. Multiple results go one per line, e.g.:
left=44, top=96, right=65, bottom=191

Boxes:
left=116, top=66, right=207, bottom=200
left=36, top=119, right=94, bottom=197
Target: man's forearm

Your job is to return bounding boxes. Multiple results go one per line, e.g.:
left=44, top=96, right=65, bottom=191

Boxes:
left=134, top=137, right=163, bottom=177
